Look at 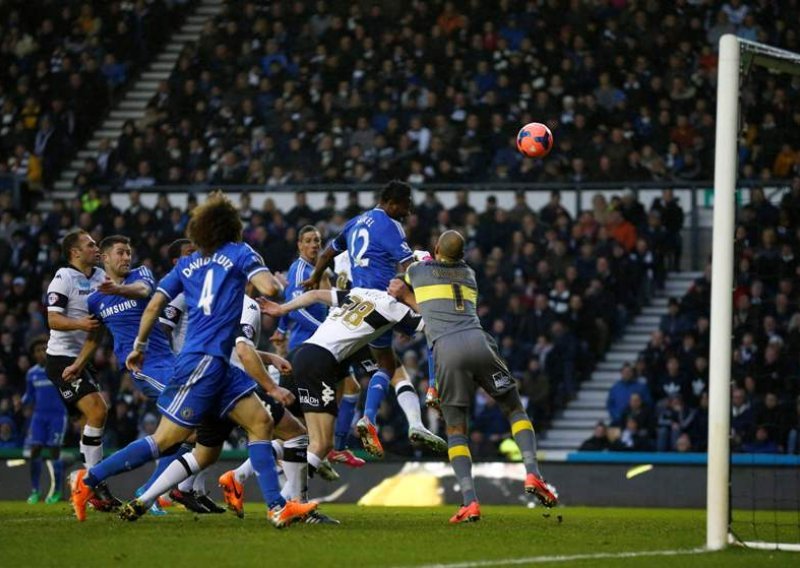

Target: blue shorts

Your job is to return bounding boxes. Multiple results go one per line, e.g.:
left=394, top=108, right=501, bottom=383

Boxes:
left=368, top=328, right=394, bottom=349
left=132, top=361, right=171, bottom=399
left=157, top=354, right=256, bottom=428
left=26, top=412, right=67, bottom=448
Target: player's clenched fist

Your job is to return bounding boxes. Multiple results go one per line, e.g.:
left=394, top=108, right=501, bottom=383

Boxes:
left=126, top=348, right=145, bottom=373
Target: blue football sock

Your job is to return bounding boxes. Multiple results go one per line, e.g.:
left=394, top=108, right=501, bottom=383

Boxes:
left=427, top=346, right=436, bottom=389
left=139, top=445, right=189, bottom=494
left=52, top=459, right=64, bottom=492
left=86, top=436, right=159, bottom=487
left=364, top=370, right=391, bottom=423
left=334, top=394, right=359, bottom=451
left=30, top=457, right=42, bottom=492
left=249, top=440, right=285, bottom=508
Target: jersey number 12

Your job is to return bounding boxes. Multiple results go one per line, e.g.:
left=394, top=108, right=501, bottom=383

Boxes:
left=349, top=228, right=370, bottom=267
left=198, top=270, right=215, bottom=316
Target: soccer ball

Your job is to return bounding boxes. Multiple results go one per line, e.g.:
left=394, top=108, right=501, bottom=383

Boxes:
left=516, top=122, right=553, bottom=158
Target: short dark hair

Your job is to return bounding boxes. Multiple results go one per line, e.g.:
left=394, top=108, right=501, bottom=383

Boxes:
left=99, top=235, right=131, bottom=252
left=380, top=180, right=412, bottom=204
left=167, top=238, right=192, bottom=262
left=28, top=335, right=48, bottom=356
left=298, top=225, right=319, bottom=240
left=61, top=229, right=88, bottom=260
left=187, top=191, right=243, bottom=255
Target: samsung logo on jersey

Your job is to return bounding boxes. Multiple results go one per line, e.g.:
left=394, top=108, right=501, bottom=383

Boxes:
left=99, top=300, right=139, bottom=319
left=182, top=253, right=234, bottom=277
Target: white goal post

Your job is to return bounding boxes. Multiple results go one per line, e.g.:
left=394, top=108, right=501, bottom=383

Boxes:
left=707, top=34, right=800, bottom=552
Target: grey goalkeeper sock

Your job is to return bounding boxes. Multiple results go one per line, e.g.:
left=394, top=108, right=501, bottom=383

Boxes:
left=447, top=434, right=478, bottom=504
left=509, top=411, right=541, bottom=477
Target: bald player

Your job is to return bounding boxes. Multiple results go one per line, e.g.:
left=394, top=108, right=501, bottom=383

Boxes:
left=388, top=230, right=559, bottom=523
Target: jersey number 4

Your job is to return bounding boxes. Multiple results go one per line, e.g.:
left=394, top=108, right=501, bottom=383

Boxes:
left=198, top=270, right=215, bottom=316
left=349, top=228, right=370, bottom=267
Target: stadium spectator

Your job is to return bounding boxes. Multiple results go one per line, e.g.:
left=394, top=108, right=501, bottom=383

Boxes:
left=578, top=422, right=611, bottom=452
left=32, top=0, right=795, bottom=195
left=606, top=363, right=651, bottom=427
left=610, top=417, right=654, bottom=452
left=0, top=1, right=189, bottom=194
left=2, top=1, right=799, bottom=459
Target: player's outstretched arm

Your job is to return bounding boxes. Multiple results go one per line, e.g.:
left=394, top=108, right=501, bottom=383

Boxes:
left=126, top=292, right=168, bottom=373
left=388, top=278, right=420, bottom=312
left=63, top=326, right=105, bottom=381
left=257, top=290, right=334, bottom=317
left=47, top=311, right=100, bottom=333
left=97, top=277, right=151, bottom=299
left=258, top=350, right=292, bottom=375
left=303, top=245, right=337, bottom=290
left=234, top=342, right=295, bottom=406
left=250, top=270, right=284, bottom=297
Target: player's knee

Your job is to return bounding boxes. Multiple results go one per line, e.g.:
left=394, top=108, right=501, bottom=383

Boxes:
left=82, top=394, right=108, bottom=426
left=276, top=415, right=306, bottom=440
left=495, top=389, right=524, bottom=417
left=245, top=408, right=275, bottom=441
left=441, top=405, right=469, bottom=432
left=29, top=446, right=42, bottom=458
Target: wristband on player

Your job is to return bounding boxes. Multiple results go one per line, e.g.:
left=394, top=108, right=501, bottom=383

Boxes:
left=134, top=339, right=149, bottom=352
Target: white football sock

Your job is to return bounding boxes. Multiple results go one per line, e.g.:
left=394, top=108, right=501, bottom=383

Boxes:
left=280, top=435, right=309, bottom=502
left=234, top=459, right=254, bottom=484
left=80, top=425, right=104, bottom=468
left=178, top=473, right=195, bottom=492
left=307, top=451, right=322, bottom=471
left=141, top=454, right=200, bottom=506
left=192, top=468, right=209, bottom=495
left=271, top=440, right=284, bottom=461
left=395, top=379, right=424, bottom=429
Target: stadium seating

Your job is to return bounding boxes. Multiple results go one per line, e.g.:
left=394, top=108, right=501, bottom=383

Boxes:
left=47, top=0, right=800, bottom=190
left=1, top=1, right=800, bottom=459
left=0, top=1, right=191, bottom=193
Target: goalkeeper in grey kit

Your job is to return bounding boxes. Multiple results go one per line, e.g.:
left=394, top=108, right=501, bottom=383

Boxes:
left=388, top=230, right=559, bottom=523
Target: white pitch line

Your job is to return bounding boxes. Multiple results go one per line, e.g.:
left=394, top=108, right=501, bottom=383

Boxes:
left=402, top=547, right=710, bottom=568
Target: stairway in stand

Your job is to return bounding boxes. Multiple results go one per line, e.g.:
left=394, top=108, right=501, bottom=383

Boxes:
left=539, top=271, right=702, bottom=451
left=49, top=0, right=224, bottom=203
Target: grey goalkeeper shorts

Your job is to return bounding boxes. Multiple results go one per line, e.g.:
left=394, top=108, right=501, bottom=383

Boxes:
left=432, top=329, right=516, bottom=408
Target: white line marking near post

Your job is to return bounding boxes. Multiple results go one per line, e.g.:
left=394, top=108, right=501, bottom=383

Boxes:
left=401, top=547, right=710, bottom=568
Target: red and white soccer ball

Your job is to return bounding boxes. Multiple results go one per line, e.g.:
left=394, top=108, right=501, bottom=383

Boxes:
left=516, top=122, right=553, bottom=158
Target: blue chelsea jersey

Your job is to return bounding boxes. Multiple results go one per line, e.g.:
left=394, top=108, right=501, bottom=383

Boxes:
left=157, top=242, right=269, bottom=359
left=276, top=257, right=327, bottom=351
left=22, top=364, right=66, bottom=415
left=87, top=266, right=174, bottom=370
left=331, top=207, right=413, bottom=290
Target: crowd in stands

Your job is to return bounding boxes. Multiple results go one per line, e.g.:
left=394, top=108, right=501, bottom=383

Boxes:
left=0, top=183, right=685, bottom=456
left=0, top=0, right=191, bottom=195
left=62, top=0, right=800, bottom=194
left=587, top=178, right=800, bottom=454
left=2, top=0, right=800, bottom=459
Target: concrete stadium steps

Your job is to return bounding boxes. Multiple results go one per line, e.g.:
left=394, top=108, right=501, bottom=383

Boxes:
left=541, top=271, right=702, bottom=452
left=48, top=0, right=224, bottom=198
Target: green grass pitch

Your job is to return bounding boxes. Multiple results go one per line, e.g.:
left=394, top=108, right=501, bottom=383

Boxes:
left=0, top=502, right=794, bottom=567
